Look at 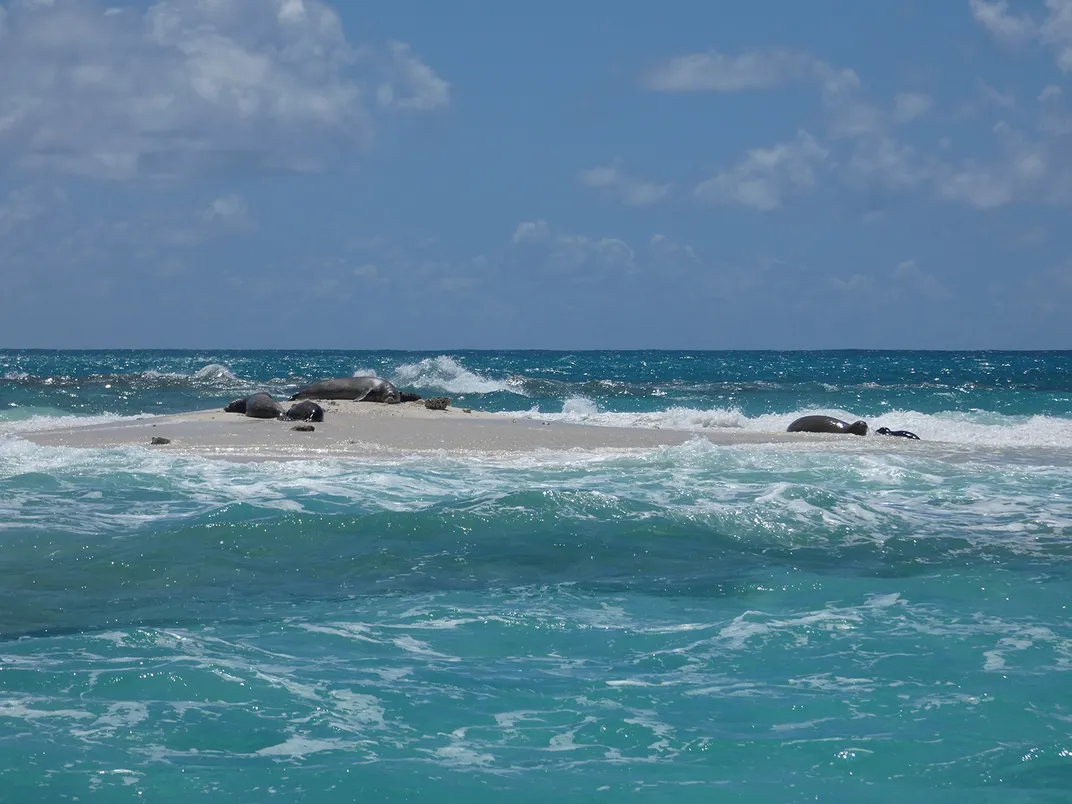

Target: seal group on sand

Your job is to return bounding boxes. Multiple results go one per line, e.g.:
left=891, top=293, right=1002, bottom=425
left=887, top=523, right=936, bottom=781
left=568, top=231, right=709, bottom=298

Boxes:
left=788, top=415, right=921, bottom=439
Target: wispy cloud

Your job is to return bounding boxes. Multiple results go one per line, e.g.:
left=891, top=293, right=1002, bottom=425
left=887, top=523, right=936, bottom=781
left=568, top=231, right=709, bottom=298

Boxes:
left=512, top=220, right=635, bottom=270
left=202, top=195, right=254, bottom=229
left=892, top=92, right=935, bottom=123
left=970, top=0, right=1072, bottom=71
left=694, top=130, right=829, bottom=210
left=641, top=49, right=823, bottom=93
left=969, top=0, right=1037, bottom=44
left=578, top=165, right=671, bottom=206
left=377, top=41, right=451, bottom=111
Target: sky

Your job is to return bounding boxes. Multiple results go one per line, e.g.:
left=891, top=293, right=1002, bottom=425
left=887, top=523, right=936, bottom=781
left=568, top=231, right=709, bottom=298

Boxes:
left=0, top=0, right=1070, bottom=350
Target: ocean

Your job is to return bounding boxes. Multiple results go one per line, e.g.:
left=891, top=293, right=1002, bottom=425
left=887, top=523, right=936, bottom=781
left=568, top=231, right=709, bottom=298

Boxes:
left=1, top=349, right=1071, bottom=802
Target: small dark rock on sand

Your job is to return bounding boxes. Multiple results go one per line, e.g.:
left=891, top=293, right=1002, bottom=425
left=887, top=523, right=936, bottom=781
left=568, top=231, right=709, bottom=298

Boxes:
left=150, top=436, right=171, bottom=445
left=424, top=397, right=451, bottom=411
left=291, top=424, right=315, bottom=432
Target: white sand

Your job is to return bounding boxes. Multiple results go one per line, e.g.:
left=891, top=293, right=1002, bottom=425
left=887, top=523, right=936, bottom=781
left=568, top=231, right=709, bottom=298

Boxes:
left=20, top=399, right=836, bottom=460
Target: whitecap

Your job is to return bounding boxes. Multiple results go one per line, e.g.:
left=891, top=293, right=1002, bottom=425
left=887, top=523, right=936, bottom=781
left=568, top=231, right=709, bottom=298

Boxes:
left=390, top=356, right=511, bottom=394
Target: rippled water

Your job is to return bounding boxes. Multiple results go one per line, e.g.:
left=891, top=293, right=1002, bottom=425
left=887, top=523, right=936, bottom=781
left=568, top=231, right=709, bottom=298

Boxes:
left=1, top=350, right=1071, bottom=802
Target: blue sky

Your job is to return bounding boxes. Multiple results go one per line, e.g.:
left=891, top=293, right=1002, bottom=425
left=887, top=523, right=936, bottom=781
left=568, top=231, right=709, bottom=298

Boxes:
left=0, top=0, right=1069, bottom=349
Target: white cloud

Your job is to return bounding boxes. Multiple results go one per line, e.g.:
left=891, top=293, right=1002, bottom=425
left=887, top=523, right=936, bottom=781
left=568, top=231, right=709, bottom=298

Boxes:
left=1039, top=84, right=1063, bottom=102
left=979, top=80, right=1017, bottom=108
left=848, top=136, right=931, bottom=189
left=648, top=234, right=701, bottom=271
left=511, top=220, right=634, bottom=270
left=377, top=41, right=450, bottom=111
left=0, top=0, right=448, bottom=180
left=892, top=92, right=935, bottom=123
left=1041, top=0, right=1072, bottom=71
left=512, top=220, right=551, bottom=244
left=202, top=194, right=252, bottom=228
left=830, top=260, right=950, bottom=301
left=0, top=185, right=65, bottom=238
left=643, top=47, right=911, bottom=145
left=694, top=130, right=829, bottom=210
left=969, top=0, right=1036, bottom=44
left=1039, top=82, right=1072, bottom=133
left=578, top=165, right=671, bottom=206
left=642, top=49, right=821, bottom=93
left=893, top=260, right=952, bottom=301
left=970, top=0, right=1072, bottom=71
left=936, top=122, right=1059, bottom=208
left=829, top=273, right=876, bottom=294
left=554, top=234, right=634, bottom=268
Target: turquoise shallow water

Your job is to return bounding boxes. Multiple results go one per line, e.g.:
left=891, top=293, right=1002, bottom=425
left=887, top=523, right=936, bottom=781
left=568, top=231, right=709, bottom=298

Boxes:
left=2, top=350, right=1071, bottom=802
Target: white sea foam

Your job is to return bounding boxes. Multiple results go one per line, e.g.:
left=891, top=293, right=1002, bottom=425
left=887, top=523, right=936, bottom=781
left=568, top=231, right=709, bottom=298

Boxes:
left=504, top=405, right=1072, bottom=450
left=191, top=363, right=237, bottom=383
left=141, top=362, right=240, bottom=387
left=560, top=396, right=599, bottom=419
left=390, top=355, right=512, bottom=394
left=0, top=410, right=142, bottom=435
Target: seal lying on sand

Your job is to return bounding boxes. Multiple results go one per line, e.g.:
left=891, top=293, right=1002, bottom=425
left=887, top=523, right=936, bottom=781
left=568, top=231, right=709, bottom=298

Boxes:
left=290, top=377, right=401, bottom=404
left=223, top=393, right=284, bottom=419
left=787, top=415, right=868, bottom=436
left=283, top=400, right=324, bottom=422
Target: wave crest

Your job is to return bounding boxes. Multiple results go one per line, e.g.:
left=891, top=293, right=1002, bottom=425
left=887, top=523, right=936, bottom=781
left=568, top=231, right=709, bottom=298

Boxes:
left=390, top=356, right=512, bottom=395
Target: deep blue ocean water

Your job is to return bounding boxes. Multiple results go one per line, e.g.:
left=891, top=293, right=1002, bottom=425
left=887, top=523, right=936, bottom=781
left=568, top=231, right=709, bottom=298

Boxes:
left=2, top=349, right=1071, bottom=802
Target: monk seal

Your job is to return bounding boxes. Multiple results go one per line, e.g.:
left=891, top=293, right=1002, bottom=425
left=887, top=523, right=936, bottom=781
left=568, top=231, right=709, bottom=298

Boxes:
left=243, top=392, right=284, bottom=419
left=224, top=393, right=283, bottom=419
left=290, top=377, right=401, bottom=404
left=283, top=400, right=325, bottom=422
left=787, top=415, right=868, bottom=436
left=876, top=426, right=920, bottom=440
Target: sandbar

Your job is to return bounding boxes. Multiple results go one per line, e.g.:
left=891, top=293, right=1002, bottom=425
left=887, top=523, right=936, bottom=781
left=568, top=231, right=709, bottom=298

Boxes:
left=19, top=399, right=837, bottom=460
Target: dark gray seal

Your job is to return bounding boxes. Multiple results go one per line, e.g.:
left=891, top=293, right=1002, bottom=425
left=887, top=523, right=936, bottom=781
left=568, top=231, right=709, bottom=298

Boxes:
left=290, top=377, right=401, bottom=404
left=283, top=400, right=325, bottom=422
left=787, top=415, right=868, bottom=436
left=243, top=392, right=284, bottom=419
left=224, top=393, right=284, bottom=418
left=876, top=426, right=920, bottom=440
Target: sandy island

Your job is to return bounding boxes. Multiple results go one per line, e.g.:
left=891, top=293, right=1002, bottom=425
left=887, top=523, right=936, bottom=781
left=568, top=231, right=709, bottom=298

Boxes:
left=19, top=399, right=842, bottom=460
